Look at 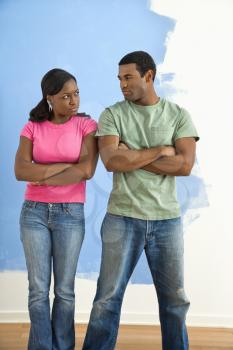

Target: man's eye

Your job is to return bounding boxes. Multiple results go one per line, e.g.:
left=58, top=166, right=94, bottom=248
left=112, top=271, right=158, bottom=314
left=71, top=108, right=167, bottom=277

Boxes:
left=74, top=91, right=79, bottom=96
left=63, top=95, right=69, bottom=99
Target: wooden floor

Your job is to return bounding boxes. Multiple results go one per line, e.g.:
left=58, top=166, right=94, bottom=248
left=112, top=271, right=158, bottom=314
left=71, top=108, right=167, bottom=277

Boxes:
left=0, top=323, right=232, bottom=349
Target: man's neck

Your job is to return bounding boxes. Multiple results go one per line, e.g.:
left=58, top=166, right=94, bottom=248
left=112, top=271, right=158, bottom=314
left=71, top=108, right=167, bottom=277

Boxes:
left=133, top=92, right=160, bottom=106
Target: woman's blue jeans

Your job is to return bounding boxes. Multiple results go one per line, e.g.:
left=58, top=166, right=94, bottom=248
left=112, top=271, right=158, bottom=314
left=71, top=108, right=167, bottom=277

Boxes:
left=82, top=213, right=190, bottom=350
left=20, top=200, right=85, bottom=350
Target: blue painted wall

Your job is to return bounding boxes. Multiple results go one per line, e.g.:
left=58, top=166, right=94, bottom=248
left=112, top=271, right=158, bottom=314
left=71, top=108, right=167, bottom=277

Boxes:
left=0, top=0, right=207, bottom=283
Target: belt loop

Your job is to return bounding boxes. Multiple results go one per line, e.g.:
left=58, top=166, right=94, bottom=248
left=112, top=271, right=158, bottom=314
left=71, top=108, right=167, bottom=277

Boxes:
left=62, top=203, right=67, bottom=211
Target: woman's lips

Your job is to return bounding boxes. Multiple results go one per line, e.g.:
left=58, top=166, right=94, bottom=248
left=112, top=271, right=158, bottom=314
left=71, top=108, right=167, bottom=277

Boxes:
left=69, top=107, right=78, bottom=112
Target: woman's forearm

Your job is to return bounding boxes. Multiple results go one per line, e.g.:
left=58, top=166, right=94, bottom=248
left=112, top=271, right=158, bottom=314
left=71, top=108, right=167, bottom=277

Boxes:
left=15, top=160, right=73, bottom=182
left=38, top=160, right=96, bottom=186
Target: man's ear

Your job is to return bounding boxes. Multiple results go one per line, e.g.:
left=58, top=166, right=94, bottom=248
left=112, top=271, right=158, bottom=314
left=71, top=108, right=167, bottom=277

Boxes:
left=145, top=69, right=154, bottom=82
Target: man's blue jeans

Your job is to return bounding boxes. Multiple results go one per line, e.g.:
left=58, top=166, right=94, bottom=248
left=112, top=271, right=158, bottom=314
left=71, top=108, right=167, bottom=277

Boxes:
left=82, top=213, right=190, bottom=350
left=20, top=200, right=85, bottom=350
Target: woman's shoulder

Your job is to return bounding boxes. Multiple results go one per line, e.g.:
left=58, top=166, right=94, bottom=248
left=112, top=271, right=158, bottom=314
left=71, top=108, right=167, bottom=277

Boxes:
left=73, top=113, right=97, bottom=125
left=21, top=119, right=51, bottom=136
left=75, top=112, right=91, bottom=120
left=72, top=113, right=97, bottom=134
left=23, top=119, right=47, bottom=127
left=20, top=120, right=37, bottom=139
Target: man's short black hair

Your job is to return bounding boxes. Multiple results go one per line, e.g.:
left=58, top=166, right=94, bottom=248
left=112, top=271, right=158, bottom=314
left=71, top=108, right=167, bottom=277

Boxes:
left=119, top=51, right=156, bottom=81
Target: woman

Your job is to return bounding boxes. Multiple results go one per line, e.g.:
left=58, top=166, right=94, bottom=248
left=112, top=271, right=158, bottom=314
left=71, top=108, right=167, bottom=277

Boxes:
left=14, top=68, right=98, bottom=350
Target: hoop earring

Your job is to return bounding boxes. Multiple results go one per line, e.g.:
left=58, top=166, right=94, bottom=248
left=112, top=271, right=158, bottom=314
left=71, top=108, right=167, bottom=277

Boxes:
left=47, top=100, right=53, bottom=112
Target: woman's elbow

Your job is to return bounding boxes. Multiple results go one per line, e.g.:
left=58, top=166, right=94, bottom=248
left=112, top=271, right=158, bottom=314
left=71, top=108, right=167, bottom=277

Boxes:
left=15, top=174, right=21, bottom=181
left=85, top=171, right=93, bottom=180
left=14, top=166, right=31, bottom=181
left=84, top=165, right=96, bottom=180
left=14, top=167, right=23, bottom=181
left=14, top=158, right=28, bottom=181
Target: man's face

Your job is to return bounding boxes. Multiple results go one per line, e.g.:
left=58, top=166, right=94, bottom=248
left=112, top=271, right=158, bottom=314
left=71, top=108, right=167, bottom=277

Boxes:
left=118, top=63, right=148, bottom=104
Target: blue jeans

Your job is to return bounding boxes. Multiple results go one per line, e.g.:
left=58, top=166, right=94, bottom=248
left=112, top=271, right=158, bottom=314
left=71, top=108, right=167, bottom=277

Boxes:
left=20, top=200, right=85, bottom=350
left=82, top=213, right=190, bottom=350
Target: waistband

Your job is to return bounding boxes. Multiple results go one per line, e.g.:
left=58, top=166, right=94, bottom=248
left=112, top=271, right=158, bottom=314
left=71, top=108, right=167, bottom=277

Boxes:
left=23, top=200, right=84, bottom=210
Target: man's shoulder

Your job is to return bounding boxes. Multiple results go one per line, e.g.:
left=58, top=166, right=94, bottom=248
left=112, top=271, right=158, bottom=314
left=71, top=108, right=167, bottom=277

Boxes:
left=106, top=100, right=128, bottom=112
left=163, top=98, right=183, bottom=114
left=161, top=99, right=192, bottom=124
left=99, top=100, right=128, bottom=120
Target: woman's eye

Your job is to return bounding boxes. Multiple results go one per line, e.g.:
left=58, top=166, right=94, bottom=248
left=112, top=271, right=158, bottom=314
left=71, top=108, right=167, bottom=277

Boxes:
left=63, top=95, right=69, bottom=99
left=74, top=91, right=79, bottom=96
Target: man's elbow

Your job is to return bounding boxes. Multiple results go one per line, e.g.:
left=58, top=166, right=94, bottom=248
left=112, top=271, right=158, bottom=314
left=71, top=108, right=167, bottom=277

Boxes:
left=105, top=163, right=115, bottom=172
left=180, top=162, right=193, bottom=176
left=100, top=151, right=126, bottom=172
left=102, top=158, right=116, bottom=172
left=181, top=168, right=191, bottom=176
left=105, top=161, right=124, bottom=172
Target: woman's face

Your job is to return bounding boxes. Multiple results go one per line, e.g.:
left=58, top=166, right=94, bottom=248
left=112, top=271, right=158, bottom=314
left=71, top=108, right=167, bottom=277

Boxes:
left=48, top=79, right=80, bottom=119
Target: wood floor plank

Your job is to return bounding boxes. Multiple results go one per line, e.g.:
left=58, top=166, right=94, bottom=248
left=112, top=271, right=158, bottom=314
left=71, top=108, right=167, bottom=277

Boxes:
left=0, top=323, right=232, bottom=349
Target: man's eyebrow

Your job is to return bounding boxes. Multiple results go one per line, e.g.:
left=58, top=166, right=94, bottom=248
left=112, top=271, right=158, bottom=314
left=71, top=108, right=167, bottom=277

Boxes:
left=117, top=74, right=133, bottom=79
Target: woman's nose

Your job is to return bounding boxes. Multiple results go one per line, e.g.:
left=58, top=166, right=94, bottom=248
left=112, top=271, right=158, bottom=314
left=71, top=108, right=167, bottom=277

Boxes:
left=70, top=95, right=77, bottom=105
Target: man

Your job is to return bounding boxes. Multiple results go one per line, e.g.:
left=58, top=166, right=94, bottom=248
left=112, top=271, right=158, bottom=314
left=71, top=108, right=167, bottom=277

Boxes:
left=83, top=51, right=199, bottom=350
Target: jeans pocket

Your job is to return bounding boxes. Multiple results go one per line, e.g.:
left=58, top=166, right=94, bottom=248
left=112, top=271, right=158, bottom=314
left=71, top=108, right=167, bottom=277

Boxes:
left=101, top=213, right=125, bottom=243
left=19, top=202, right=36, bottom=241
left=64, top=203, right=84, bottom=219
left=20, top=201, right=35, bottom=222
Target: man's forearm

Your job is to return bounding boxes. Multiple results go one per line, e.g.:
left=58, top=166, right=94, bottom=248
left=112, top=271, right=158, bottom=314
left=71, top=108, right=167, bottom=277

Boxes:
left=103, top=146, right=168, bottom=172
left=142, top=154, right=191, bottom=176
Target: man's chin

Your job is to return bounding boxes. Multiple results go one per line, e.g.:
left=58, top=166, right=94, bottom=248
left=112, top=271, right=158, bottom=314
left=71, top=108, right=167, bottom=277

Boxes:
left=123, top=95, right=134, bottom=101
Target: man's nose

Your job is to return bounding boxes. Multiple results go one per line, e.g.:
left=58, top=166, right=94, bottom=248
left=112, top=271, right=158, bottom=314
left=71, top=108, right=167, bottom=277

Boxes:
left=120, top=80, right=127, bottom=89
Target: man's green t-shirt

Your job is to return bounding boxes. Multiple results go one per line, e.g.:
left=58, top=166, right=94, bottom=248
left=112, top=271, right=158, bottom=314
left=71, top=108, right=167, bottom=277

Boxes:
left=96, top=98, right=199, bottom=220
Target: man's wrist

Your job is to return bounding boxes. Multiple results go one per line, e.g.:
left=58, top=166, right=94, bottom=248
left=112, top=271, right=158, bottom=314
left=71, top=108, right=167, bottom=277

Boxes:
left=154, top=146, right=164, bottom=159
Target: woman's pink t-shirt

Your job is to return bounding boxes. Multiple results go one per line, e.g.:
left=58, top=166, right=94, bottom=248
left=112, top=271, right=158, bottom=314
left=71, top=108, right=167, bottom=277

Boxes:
left=20, top=115, right=97, bottom=203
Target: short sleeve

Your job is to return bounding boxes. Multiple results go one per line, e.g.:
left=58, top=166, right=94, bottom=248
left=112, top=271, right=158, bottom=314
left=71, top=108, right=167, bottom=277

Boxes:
left=95, top=109, right=120, bottom=137
left=174, top=109, right=199, bottom=142
left=20, top=121, right=34, bottom=141
left=82, top=117, right=98, bottom=137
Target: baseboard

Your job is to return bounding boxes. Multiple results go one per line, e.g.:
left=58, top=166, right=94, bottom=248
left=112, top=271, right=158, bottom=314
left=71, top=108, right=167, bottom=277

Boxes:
left=0, top=311, right=232, bottom=328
